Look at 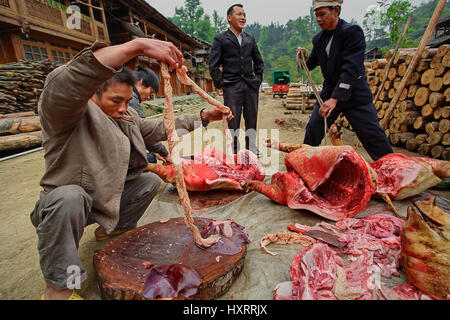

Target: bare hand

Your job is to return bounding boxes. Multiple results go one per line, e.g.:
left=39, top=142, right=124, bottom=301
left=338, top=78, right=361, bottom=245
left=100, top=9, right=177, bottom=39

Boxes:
left=202, top=105, right=234, bottom=121
left=137, top=38, right=183, bottom=70
left=319, top=98, right=338, bottom=118
left=153, top=152, right=171, bottom=164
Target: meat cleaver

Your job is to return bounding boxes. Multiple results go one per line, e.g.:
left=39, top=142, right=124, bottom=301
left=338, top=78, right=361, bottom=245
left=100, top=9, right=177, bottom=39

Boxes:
left=304, top=230, right=346, bottom=248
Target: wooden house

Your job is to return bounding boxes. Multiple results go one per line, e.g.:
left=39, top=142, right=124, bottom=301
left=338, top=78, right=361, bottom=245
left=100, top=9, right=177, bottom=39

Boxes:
left=0, top=0, right=216, bottom=96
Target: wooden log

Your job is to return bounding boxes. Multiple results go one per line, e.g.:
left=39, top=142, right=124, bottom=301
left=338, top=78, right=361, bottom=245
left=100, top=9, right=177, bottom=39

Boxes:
left=443, top=147, right=450, bottom=161
left=421, top=104, right=434, bottom=119
left=429, top=92, right=446, bottom=108
left=372, top=59, right=388, bottom=69
left=393, top=78, right=402, bottom=89
left=417, top=143, right=432, bottom=156
left=445, top=87, right=450, bottom=102
left=443, top=52, right=450, bottom=68
left=427, top=131, right=443, bottom=145
left=414, top=87, right=430, bottom=107
left=0, top=111, right=36, bottom=119
left=377, top=109, right=385, bottom=119
left=408, top=72, right=420, bottom=85
left=394, top=108, right=401, bottom=118
left=407, top=85, right=419, bottom=98
left=389, top=132, right=402, bottom=146
left=388, top=88, right=396, bottom=99
left=430, top=54, right=442, bottom=69
left=414, top=117, right=425, bottom=130
left=421, top=69, right=435, bottom=85
left=437, top=44, right=450, bottom=57
left=434, top=107, right=443, bottom=120
left=439, top=119, right=450, bottom=134
left=379, top=90, right=389, bottom=101
left=375, top=101, right=383, bottom=110
left=93, top=217, right=247, bottom=300
left=406, top=138, right=419, bottom=152
left=415, top=135, right=428, bottom=147
left=401, top=132, right=416, bottom=144
left=398, top=111, right=419, bottom=125
left=399, top=100, right=415, bottom=112
left=442, top=106, right=450, bottom=119
left=443, top=133, right=450, bottom=146
left=0, top=116, right=41, bottom=135
left=383, top=81, right=393, bottom=90
left=382, top=102, right=390, bottom=110
left=444, top=69, right=450, bottom=86
left=425, top=121, right=439, bottom=135
left=415, top=59, right=431, bottom=72
left=429, top=77, right=443, bottom=92
left=431, top=145, right=444, bottom=159
left=422, top=47, right=438, bottom=59
left=387, top=67, right=397, bottom=81
left=398, top=63, right=407, bottom=77
left=371, top=85, right=378, bottom=95
left=400, top=87, right=408, bottom=101
left=0, top=131, right=42, bottom=151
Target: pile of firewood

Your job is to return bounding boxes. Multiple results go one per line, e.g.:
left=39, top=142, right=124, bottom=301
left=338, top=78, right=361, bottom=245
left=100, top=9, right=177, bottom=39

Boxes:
left=337, top=44, right=450, bottom=160
left=0, top=111, right=42, bottom=152
left=0, top=59, right=61, bottom=114
left=284, top=83, right=318, bottom=111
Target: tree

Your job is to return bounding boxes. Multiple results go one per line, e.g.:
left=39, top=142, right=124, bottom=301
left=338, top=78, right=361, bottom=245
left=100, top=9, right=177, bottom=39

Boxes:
left=212, top=10, right=228, bottom=34
left=377, top=0, right=416, bottom=46
left=169, top=0, right=215, bottom=42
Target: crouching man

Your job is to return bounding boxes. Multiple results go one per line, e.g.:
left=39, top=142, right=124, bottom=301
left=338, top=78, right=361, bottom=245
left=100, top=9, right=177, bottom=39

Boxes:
left=30, top=38, right=232, bottom=300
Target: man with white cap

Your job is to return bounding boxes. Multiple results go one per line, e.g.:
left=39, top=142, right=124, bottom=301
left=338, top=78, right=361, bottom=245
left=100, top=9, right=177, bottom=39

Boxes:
left=297, top=0, right=393, bottom=161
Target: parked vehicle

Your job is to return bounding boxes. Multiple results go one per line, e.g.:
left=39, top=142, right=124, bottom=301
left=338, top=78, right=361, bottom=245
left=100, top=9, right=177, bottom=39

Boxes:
left=260, top=82, right=269, bottom=92
left=272, top=70, right=290, bottom=98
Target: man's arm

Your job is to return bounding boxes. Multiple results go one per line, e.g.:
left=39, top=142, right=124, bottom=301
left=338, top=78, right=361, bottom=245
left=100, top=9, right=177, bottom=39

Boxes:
left=252, top=37, right=264, bottom=81
left=209, top=35, right=224, bottom=89
left=330, top=25, right=366, bottom=102
left=93, top=38, right=183, bottom=70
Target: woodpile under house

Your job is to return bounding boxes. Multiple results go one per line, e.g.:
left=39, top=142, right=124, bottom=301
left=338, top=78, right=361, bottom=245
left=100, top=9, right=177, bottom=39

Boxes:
left=336, top=44, right=450, bottom=160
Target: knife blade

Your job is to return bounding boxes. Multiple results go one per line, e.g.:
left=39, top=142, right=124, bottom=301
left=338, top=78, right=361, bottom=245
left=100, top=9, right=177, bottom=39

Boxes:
left=304, top=230, right=346, bottom=248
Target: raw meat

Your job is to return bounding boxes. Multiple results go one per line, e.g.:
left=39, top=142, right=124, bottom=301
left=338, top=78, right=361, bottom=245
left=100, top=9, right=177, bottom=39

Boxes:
left=147, top=148, right=265, bottom=192
left=401, top=196, right=450, bottom=300
left=245, top=146, right=375, bottom=221
left=142, top=264, right=202, bottom=299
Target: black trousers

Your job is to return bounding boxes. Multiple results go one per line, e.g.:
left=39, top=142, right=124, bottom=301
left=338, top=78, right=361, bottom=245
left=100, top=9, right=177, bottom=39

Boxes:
left=223, top=80, right=259, bottom=153
left=303, top=101, right=393, bottom=161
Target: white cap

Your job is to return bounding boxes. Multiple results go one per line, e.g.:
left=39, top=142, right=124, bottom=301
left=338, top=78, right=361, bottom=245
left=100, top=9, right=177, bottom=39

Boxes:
left=312, top=0, right=343, bottom=10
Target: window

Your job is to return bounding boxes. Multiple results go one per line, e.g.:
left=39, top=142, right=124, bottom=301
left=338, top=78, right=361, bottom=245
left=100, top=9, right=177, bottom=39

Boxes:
left=22, top=38, right=74, bottom=62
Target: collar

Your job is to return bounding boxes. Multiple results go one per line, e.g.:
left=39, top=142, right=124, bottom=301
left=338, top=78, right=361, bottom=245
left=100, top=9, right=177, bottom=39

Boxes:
left=132, top=86, right=142, bottom=103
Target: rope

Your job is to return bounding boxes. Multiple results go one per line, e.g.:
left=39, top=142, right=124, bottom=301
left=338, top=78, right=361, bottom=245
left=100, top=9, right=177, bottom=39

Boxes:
left=175, top=66, right=235, bottom=164
left=297, top=50, right=328, bottom=145
left=161, top=63, right=219, bottom=248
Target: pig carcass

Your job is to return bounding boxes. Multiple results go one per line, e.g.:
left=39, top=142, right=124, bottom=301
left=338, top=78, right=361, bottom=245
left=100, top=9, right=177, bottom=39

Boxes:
left=401, top=195, right=450, bottom=300
left=246, top=139, right=449, bottom=220
left=244, top=145, right=376, bottom=221
left=146, top=148, right=265, bottom=192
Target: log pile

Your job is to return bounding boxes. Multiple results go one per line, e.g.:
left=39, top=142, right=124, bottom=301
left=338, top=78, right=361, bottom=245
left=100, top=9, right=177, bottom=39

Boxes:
left=0, top=111, right=42, bottom=152
left=0, top=59, right=61, bottom=114
left=284, top=83, right=318, bottom=111
left=336, top=44, right=450, bottom=160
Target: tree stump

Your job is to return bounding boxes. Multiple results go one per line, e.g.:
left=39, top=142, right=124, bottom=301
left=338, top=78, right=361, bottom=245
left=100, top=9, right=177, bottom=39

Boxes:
left=93, top=217, right=248, bottom=300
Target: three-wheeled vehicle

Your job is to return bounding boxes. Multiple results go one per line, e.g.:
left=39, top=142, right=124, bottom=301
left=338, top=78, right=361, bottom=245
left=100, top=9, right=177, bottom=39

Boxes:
left=272, top=70, right=291, bottom=98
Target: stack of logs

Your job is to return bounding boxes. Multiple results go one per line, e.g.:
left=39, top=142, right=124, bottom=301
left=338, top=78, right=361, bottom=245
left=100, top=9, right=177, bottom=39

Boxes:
left=0, top=111, right=42, bottom=152
left=0, top=59, right=61, bottom=114
left=337, top=44, right=450, bottom=160
left=284, top=83, right=318, bottom=112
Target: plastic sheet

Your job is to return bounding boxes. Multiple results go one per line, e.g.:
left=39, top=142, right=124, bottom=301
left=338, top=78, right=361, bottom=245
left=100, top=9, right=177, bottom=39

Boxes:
left=137, top=172, right=433, bottom=299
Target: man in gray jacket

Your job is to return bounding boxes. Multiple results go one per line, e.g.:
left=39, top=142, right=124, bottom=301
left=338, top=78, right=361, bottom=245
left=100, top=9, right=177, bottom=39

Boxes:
left=31, top=38, right=232, bottom=300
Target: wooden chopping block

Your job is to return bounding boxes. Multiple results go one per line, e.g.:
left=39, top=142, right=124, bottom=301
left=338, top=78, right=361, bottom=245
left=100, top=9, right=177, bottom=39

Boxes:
left=93, top=217, right=247, bottom=300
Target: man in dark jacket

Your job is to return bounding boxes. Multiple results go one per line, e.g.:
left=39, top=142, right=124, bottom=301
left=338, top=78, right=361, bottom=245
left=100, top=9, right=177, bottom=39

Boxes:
left=209, top=4, right=264, bottom=156
left=129, top=66, right=169, bottom=163
left=298, top=0, right=393, bottom=161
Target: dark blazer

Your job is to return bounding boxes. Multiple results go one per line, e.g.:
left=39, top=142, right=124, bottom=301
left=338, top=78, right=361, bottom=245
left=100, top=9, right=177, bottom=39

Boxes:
left=307, top=19, right=372, bottom=105
left=209, top=29, right=264, bottom=90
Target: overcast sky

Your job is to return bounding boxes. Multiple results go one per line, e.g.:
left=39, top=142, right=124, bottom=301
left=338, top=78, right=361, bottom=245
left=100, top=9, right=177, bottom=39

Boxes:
left=147, top=0, right=427, bottom=26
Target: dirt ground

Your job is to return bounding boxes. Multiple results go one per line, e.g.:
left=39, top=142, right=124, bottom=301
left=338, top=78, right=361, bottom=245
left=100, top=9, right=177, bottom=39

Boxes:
left=0, top=92, right=447, bottom=300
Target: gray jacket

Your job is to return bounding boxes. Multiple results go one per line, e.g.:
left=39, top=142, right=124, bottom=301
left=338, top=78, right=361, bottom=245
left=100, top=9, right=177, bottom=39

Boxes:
left=37, top=42, right=199, bottom=233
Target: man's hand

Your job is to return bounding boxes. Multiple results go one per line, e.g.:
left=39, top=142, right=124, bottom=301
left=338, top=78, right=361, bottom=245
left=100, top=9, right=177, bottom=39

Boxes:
left=153, top=152, right=171, bottom=164
left=93, top=38, right=184, bottom=70
left=200, top=106, right=234, bottom=122
left=319, top=98, right=338, bottom=118
left=296, top=47, right=308, bottom=64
